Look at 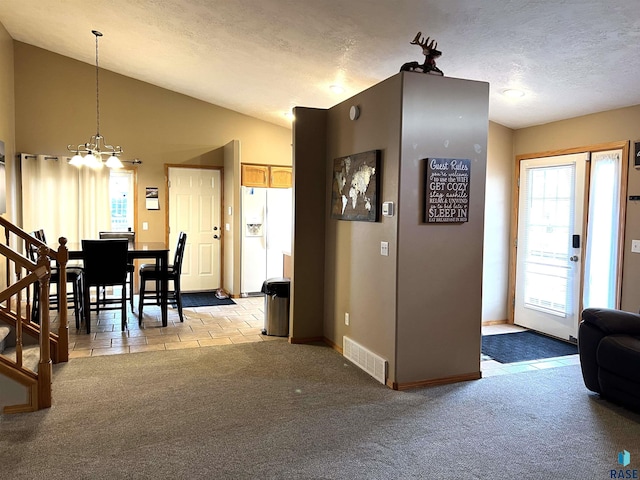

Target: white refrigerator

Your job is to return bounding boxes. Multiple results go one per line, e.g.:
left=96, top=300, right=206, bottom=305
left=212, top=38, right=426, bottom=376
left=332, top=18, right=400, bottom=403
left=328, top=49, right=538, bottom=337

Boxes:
left=241, top=186, right=292, bottom=295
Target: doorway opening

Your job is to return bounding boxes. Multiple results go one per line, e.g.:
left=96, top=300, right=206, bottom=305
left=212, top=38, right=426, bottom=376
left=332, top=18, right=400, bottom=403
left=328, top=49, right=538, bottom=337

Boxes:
left=166, top=165, right=223, bottom=293
left=510, top=142, right=628, bottom=342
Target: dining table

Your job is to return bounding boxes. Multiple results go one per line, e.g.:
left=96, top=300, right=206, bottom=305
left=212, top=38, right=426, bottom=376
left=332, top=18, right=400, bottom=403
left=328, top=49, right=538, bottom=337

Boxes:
left=65, top=241, right=170, bottom=328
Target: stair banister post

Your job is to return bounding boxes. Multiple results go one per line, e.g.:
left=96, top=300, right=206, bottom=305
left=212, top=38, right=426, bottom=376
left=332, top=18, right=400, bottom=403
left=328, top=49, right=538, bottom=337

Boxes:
left=56, top=237, right=69, bottom=363
left=36, top=245, right=52, bottom=409
left=13, top=260, right=23, bottom=368
left=3, top=226, right=8, bottom=313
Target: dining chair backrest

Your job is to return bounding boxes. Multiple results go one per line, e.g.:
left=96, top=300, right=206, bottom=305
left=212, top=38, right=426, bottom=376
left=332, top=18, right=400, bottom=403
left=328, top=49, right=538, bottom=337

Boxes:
left=27, top=231, right=40, bottom=262
left=173, top=232, right=187, bottom=276
left=26, top=229, right=46, bottom=260
left=81, top=239, right=129, bottom=286
left=33, top=229, right=46, bottom=243
left=99, top=231, right=135, bottom=247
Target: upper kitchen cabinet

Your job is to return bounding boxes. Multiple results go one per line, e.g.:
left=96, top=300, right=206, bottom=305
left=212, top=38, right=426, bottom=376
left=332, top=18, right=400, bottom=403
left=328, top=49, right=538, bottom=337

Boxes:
left=241, top=164, right=292, bottom=188
left=241, top=164, right=270, bottom=187
left=270, top=166, right=292, bottom=188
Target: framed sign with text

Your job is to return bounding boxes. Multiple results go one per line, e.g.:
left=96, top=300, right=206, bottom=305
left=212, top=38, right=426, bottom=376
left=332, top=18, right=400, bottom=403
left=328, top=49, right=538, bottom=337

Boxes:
left=425, top=158, right=470, bottom=223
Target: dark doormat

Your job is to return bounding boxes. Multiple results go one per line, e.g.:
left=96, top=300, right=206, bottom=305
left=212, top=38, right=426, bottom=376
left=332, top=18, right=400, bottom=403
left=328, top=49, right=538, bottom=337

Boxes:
left=482, top=330, right=578, bottom=364
left=176, top=291, right=236, bottom=308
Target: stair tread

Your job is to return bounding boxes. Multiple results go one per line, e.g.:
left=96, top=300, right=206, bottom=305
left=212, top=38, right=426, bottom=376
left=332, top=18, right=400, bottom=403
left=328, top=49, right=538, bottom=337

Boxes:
left=0, top=325, right=10, bottom=354
left=1, top=344, right=40, bottom=373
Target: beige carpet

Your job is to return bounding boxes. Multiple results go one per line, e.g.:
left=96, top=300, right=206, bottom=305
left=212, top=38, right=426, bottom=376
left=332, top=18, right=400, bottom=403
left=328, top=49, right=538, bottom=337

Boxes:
left=1, top=341, right=639, bottom=479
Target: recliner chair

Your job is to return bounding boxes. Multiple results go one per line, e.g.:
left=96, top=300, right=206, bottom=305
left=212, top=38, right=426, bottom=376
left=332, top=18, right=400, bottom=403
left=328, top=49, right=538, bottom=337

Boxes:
left=578, top=307, right=640, bottom=410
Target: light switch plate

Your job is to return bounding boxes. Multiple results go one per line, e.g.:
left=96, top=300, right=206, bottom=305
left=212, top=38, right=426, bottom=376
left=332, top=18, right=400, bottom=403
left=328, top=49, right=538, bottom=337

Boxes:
left=142, top=222, right=149, bottom=231
left=633, top=240, right=640, bottom=253
left=380, top=241, right=389, bottom=256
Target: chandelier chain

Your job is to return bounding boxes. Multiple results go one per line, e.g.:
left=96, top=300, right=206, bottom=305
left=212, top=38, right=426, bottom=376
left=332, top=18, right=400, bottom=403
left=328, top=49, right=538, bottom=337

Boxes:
left=95, top=31, right=100, bottom=136
left=67, top=29, right=130, bottom=169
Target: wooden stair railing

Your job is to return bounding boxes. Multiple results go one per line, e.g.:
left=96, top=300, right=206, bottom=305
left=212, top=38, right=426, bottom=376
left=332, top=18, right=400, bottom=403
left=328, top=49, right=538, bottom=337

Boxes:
left=0, top=217, right=71, bottom=412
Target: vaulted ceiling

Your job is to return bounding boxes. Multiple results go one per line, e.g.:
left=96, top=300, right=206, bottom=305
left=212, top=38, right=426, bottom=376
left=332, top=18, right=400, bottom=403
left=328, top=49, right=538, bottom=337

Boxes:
left=1, top=0, right=639, bottom=129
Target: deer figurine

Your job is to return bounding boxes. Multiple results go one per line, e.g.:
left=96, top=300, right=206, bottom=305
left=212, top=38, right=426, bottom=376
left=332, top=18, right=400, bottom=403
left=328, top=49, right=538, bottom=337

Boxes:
left=400, top=31, right=444, bottom=76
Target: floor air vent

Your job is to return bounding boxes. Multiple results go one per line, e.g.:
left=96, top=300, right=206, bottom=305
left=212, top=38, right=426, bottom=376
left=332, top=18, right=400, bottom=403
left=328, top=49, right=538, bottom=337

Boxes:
left=343, top=336, right=387, bottom=384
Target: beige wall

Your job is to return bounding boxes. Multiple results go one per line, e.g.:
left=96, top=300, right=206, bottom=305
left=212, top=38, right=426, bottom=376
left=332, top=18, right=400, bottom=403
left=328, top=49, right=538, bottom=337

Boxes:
left=324, top=75, right=402, bottom=381
left=290, top=108, right=327, bottom=341
left=395, top=73, right=489, bottom=385
left=0, top=23, right=15, bottom=289
left=483, top=121, right=514, bottom=322
left=223, top=140, right=241, bottom=295
left=295, top=73, right=489, bottom=387
left=13, top=42, right=291, bottom=248
left=0, top=24, right=15, bottom=218
left=514, top=104, right=640, bottom=313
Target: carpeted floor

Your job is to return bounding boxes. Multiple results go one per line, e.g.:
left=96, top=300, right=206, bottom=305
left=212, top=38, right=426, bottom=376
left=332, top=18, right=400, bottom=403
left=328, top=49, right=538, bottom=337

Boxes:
left=1, top=341, right=639, bottom=479
left=482, top=330, right=578, bottom=363
left=178, top=291, right=237, bottom=307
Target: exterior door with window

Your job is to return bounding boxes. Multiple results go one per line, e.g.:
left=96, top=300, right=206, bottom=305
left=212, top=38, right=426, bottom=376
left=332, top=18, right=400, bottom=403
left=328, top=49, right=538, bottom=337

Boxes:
left=514, top=153, right=587, bottom=341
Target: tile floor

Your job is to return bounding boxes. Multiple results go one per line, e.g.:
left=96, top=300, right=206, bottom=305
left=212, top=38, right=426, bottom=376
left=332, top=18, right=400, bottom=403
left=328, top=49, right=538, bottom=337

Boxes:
left=51, top=295, right=285, bottom=359
left=480, top=324, right=580, bottom=377
left=52, top=300, right=580, bottom=377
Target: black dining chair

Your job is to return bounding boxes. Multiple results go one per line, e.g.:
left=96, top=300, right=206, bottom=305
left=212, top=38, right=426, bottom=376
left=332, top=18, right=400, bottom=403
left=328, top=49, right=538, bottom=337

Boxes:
left=28, top=230, right=85, bottom=329
left=98, top=231, right=135, bottom=309
left=82, top=239, right=130, bottom=332
left=138, top=232, right=187, bottom=323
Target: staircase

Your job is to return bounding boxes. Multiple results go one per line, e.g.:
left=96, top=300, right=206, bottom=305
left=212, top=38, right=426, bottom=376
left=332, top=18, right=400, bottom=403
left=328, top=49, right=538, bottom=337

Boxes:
left=0, top=324, right=41, bottom=412
left=0, top=217, right=72, bottom=413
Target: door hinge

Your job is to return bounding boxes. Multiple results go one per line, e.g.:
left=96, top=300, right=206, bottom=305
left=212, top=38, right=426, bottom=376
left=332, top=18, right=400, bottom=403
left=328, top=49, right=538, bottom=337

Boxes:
left=514, top=237, right=517, bottom=248
left=168, top=180, right=171, bottom=188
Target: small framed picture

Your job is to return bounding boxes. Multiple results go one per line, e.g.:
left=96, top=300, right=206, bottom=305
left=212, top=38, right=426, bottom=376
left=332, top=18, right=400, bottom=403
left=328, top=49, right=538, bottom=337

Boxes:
left=146, top=187, right=159, bottom=210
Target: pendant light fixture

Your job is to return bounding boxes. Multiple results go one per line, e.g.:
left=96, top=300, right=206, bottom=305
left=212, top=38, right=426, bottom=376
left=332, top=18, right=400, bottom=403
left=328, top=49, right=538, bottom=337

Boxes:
left=68, top=30, right=124, bottom=169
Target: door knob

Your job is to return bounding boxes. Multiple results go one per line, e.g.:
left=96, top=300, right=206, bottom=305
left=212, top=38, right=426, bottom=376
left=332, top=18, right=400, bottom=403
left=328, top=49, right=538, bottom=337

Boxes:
left=570, top=255, right=579, bottom=262
left=213, top=226, right=218, bottom=231
left=213, top=234, right=219, bottom=239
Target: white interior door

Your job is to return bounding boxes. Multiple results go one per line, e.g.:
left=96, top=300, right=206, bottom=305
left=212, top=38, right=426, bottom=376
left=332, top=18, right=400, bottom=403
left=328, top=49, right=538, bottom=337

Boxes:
left=514, top=153, right=588, bottom=341
left=169, top=167, right=222, bottom=292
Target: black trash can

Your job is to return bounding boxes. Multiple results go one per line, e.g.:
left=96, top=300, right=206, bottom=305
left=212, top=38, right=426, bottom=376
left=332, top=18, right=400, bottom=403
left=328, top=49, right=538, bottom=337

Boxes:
left=261, top=278, right=290, bottom=336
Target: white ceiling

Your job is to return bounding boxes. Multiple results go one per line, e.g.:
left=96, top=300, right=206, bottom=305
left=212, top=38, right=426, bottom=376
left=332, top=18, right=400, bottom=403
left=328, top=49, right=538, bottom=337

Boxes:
left=1, top=0, right=639, bottom=130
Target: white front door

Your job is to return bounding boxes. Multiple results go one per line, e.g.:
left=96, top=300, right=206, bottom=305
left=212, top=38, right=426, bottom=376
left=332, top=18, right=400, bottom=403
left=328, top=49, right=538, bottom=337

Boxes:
left=168, top=167, right=222, bottom=292
left=514, top=153, right=588, bottom=341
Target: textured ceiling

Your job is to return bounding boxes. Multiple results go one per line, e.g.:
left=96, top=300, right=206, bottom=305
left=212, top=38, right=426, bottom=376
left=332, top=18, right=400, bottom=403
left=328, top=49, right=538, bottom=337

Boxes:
left=0, top=0, right=639, bottom=129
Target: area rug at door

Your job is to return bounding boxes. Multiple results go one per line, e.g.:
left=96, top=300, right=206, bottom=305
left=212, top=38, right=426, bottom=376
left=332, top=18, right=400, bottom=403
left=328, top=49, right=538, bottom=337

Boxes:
left=482, top=330, right=578, bottom=364
left=177, top=291, right=236, bottom=308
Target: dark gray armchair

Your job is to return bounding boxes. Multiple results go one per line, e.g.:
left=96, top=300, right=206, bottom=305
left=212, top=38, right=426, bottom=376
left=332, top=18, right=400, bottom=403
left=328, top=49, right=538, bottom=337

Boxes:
left=579, top=308, right=640, bottom=410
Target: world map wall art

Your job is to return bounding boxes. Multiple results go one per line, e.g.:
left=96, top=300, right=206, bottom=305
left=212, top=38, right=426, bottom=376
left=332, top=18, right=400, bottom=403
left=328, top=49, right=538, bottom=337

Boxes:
left=331, top=150, right=380, bottom=222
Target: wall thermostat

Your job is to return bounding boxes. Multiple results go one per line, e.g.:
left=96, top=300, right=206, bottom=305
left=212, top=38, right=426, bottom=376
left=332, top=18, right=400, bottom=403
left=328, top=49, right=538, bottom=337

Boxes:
left=382, top=201, right=394, bottom=217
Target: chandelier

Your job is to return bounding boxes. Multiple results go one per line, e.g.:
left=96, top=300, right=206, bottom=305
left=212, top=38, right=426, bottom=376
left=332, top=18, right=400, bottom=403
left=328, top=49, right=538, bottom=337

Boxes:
left=68, top=30, right=124, bottom=169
